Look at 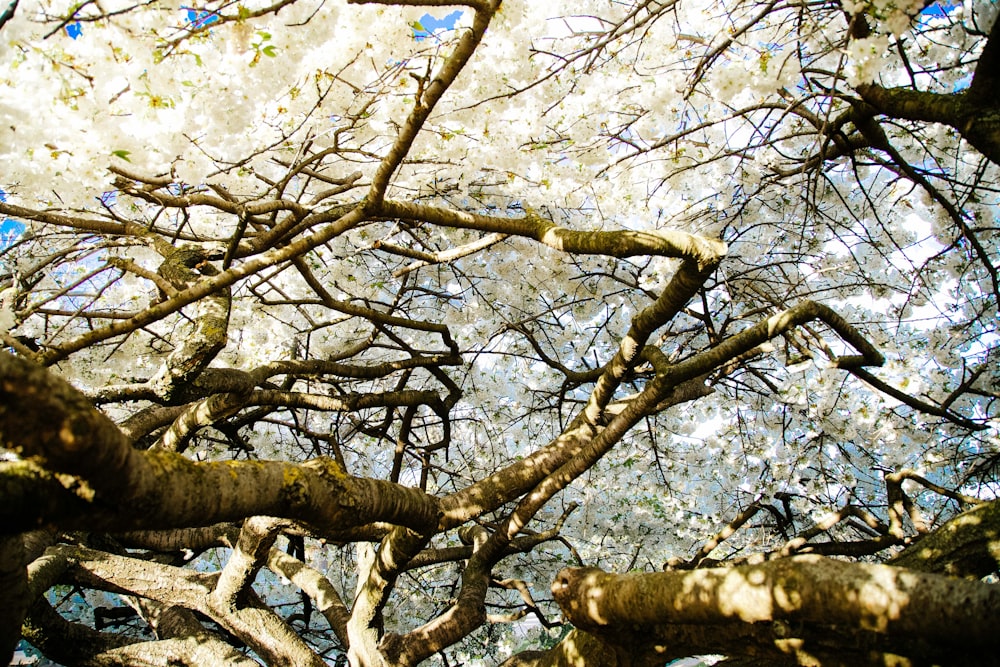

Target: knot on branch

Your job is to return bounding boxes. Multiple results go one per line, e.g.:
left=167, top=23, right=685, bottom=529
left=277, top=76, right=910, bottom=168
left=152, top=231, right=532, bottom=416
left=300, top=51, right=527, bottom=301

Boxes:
left=149, top=245, right=232, bottom=404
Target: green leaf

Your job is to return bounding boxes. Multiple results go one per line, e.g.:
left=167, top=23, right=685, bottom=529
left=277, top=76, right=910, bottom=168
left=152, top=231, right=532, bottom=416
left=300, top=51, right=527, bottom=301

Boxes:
left=262, top=45, right=277, bottom=57
left=111, top=150, right=132, bottom=162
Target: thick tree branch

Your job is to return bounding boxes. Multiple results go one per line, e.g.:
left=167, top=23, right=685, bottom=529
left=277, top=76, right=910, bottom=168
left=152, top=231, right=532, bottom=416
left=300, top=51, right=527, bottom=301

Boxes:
left=0, top=352, right=441, bottom=535
left=888, top=498, right=1000, bottom=578
left=552, top=555, right=1000, bottom=665
left=855, top=15, right=1000, bottom=166
left=212, top=517, right=286, bottom=610
left=266, top=547, right=351, bottom=647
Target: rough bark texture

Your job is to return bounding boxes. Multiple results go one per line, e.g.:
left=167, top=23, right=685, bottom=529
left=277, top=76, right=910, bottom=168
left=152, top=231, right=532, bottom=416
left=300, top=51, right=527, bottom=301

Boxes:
left=547, top=551, right=1000, bottom=666
left=0, top=352, right=441, bottom=536
left=0, top=535, right=27, bottom=661
left=852, top=7, right=1000, bottom=165
left=3, top=0, right=1000, bottom=665
left=498, top=629, right=618, bottom=667
left=888, top=499, right=1000, bottom=578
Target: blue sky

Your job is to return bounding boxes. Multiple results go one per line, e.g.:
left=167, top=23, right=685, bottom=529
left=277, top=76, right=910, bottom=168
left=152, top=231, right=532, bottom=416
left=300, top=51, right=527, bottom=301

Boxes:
left=413, top=10, right=462, bottom=39
left=0, top=187, right=21, bottom=251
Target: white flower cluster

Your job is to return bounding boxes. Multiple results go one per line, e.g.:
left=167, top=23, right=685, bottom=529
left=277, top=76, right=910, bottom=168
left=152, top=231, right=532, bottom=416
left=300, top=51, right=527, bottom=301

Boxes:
left=843, top=0, right=926, bottom=35
left=845, top=34, right=891, bottom=86
left=0, top=287, right=16, bottom=332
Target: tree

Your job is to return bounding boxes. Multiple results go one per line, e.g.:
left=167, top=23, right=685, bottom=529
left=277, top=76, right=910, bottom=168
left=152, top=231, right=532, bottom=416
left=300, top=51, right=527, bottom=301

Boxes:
left=1, top=0, right=998, bottom=664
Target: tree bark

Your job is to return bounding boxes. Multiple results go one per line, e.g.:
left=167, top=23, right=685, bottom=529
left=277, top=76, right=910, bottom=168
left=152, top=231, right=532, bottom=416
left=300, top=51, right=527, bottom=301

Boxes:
left=498, top=629, right=619, bottom=667
left=888, top=498, right=1000, bottom=578
left=856, top=8, right=1000, bottom=166
left=546, top=554, right=1000, bottom=666
left=0, top=535, right=27, bottom=664
left=0, top=352, right=441, bottom=535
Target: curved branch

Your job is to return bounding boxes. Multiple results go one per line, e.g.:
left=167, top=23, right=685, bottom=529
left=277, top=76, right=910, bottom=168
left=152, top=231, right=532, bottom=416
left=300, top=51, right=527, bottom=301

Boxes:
left=0, top=352, right=440, bottom=535
left=266, top=547, right=351, bottom=647
left=888, top=497, right=1000, bottom=578
left=666, top=300, right=884, bottom=387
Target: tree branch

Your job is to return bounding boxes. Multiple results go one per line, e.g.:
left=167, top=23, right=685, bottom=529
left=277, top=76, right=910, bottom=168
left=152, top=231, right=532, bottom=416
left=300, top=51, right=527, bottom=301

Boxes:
left=553, top=555, right=1000, bottom=665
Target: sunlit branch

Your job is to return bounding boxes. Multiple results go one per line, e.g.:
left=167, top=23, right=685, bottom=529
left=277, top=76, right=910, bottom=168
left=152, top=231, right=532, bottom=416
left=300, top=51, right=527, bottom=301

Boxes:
left=0, top=202, right=152, bottom=237
left=156, top=390, right=252, bottom=452
left=380, top=232, right=508, bottom=277
left=250, top=353, right=461, bottom=383
left=665, top=301, right=884, bottom=392
left=685, top=499, right=766, bottom=569
left=266, top=547, right=351, bottom=645
left=0, top=352, right=442, bottom=535
left=379, top=199, right=728, bottom=268
left=105, top=256, right=178, bottom=297
left=130, top=599, right=260, bottom=666
left=776, top=504, right=896, bottom=560
left=213, top=517, right=285, bottom=611
left=364, top=0, right=500, bottom=203
left=552, top=555, right=1000, bottom=665
left=489, top=577, right=559, bottom=628
left=888, top=499, right=1000, bottom=578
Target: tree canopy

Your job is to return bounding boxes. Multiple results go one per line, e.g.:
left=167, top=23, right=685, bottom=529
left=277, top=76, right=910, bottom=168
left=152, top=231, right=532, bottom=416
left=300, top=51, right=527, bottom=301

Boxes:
left=1, top=0, right=999, bottom=665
